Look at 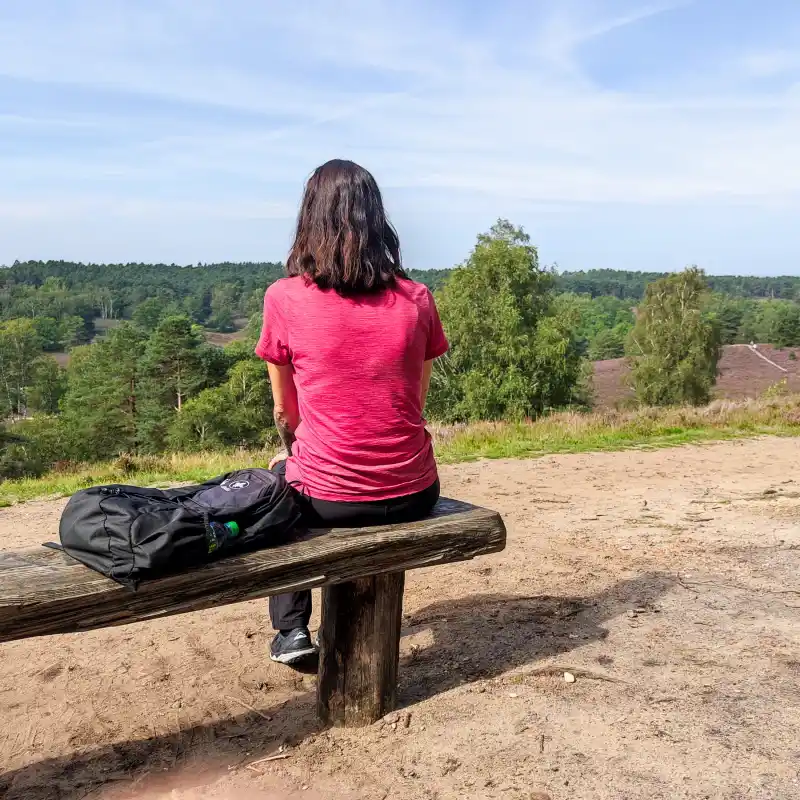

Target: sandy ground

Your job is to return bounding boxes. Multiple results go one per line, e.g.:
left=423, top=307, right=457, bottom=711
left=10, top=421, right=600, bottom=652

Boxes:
left=1, top=438, right=800, bottom=800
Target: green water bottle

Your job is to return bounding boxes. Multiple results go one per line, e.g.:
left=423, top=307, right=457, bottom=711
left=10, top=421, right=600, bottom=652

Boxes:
left=206, top=520, right=240, bottom=554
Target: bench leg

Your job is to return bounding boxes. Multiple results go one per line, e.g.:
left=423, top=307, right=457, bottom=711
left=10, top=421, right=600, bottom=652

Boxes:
left=317, top=571, right=405, bottom=727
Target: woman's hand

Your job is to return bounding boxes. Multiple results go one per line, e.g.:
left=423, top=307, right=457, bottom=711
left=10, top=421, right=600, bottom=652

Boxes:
left=269, top=450, right=288, bottom=470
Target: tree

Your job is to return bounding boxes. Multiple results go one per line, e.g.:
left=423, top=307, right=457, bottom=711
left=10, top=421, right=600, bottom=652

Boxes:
left=27, top=357, right=67, bottom=414
left=137, top=315, right=205, bottom=451
left=0, top=425, right=43, bottom=478
left=207, top=283, right=239, bottom=331
left=132, top=297, right=167, bottom=331
left=626, top=267, right=721, bottom=406
left=168, top=358, right=273, bottom=450
left=0, top=319, right=43, bottom=417
left=703, top=294, right=751, bottom=345
left=60, top=324, right=148, bottom=459
left=184, top=289, right=212, bottom=324
left=33, top=315, right=86, bottom=352
left=588, top=325, right=629, bottom=360
left=551, top=292, right=633, bottom=359
left=768, top=302, right=800, bottom=348
left=427, top=220, right=583, bottom=421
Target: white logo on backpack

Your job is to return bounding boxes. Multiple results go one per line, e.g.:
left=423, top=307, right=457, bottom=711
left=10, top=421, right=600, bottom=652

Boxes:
left=221, top=479, right=250, bottom=492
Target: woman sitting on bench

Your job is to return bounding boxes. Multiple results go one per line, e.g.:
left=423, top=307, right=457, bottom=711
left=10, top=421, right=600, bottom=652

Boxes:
left=255, top=159, right=450, bottom=665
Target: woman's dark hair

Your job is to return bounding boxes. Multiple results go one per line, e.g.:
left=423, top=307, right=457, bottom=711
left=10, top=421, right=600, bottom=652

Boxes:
left=286, top=159, right=405, bottom=293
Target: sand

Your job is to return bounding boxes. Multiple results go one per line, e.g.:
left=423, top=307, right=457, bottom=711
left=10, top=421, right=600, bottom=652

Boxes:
left=1, top=437, right=799, bottom=799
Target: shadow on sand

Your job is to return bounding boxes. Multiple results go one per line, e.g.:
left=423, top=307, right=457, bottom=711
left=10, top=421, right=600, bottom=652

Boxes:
left=1, top=571, right=675, bottom=799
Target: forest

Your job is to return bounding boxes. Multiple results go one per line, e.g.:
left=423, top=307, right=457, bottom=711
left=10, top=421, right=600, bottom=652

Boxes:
left=1, top=238, right=799, bottom=480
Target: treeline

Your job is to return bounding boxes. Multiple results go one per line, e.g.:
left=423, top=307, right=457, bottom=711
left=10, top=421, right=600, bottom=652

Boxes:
left=556, top=269, right=800, bottom=300
left=1, top=261, right=446, bottom=335
left=560, top=292, right=800, bottom=360
left=425, top=226, right=722, bottom=420
left=4, top=262, right=797, bottom=361
left=1, top=237, right=799, bottom=481
left=0, top=315, right=273, bottom=477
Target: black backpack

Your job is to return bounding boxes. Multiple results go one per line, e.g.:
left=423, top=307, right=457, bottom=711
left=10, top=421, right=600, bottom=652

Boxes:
left=54, top=468, right=303, bottom=589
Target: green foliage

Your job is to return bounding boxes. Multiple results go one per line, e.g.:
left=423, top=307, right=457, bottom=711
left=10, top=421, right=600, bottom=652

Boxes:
left=0, top=439, right=43, bottom=480
left=735, top=299, right=800, bottom=347
left=769, top=303, right=800, bottom=348
left=702, top=294, right=750, bottom=345
left=132, top=297, right=168, bottom=331
left=207, top=283, right=240, bottom=332
left=197, top=342, right=237, bottom=387
left=27, top=357, right=67, bottom=414
left=588, top=325, right=629, bottom=360
left=43, top=318, right=263, bottom=463
left=0, top=424, right=32, bottom=479
left=626, top=267, right=722, bottom=406
left=183, top=289, right=212, bottom=324
left=0, top=318, right=44, bottom=417
left=427, top=220, right=583, bottom=422
left=556, top=269, right=800, bottom=301
left=137, top=316, right=206, bottom=452
left=4, top=415, right=71, bottom=478
left=5, top=241, right=800, bottom=479
left=61, top=324, right=149, bottom=459
left=32, top=315, right=85, bottom=351
left=552, top=292, right=634, bottom=359
left=168, top=359, right=273, bottom=450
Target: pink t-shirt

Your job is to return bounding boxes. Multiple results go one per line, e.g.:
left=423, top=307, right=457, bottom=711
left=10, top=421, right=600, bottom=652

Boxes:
left=255, top=276, right=449, bottom=501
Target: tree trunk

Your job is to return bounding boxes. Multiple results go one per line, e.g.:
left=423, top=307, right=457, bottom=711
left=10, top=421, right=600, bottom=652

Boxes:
left=317, top=572, right=405, bottom=727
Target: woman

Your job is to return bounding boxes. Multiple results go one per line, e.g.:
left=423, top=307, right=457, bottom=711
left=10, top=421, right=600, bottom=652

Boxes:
left=255, top=159, right=449, bottom=665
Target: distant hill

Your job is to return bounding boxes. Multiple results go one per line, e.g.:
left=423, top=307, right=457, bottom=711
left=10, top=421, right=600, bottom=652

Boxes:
left=593, top=344, right=800, bottom=408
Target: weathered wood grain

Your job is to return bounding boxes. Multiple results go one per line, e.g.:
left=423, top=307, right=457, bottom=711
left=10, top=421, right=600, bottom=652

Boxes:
left=0, top=498, right=506, bottom=644
left=317, top=572, right=405, bottom=727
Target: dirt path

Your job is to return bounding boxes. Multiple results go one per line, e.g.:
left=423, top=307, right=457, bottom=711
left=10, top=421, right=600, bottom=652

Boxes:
left=2, top=438, right=799, bottom=800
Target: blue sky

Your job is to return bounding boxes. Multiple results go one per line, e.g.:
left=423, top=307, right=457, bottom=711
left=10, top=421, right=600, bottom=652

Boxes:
left=1, top=0, right=799, bottom=274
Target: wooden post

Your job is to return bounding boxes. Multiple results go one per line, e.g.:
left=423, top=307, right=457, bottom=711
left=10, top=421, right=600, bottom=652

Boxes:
left=317, top=571, right=405, bottom=727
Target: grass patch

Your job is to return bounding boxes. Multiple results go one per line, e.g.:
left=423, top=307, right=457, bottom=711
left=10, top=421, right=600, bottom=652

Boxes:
left=0, top=451, right=272, bottom=506
left=2, top=395, right=800, bottom=506
left=432, top=395, right=800, bottom=463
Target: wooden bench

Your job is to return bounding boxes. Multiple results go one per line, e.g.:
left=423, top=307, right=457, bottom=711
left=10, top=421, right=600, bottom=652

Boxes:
left=0, top=498, right=505, bottom=727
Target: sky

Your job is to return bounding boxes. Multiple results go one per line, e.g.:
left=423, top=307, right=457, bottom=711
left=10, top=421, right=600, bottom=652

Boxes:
left=1, top=0, right=799, bottom=275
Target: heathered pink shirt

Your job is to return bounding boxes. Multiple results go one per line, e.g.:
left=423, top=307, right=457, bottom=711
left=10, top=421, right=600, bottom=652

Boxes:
left=255, top=276, right=449, bottom=502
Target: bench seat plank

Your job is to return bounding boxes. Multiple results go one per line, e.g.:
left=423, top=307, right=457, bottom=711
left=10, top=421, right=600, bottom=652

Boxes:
left=0, top=498, right=506, bottom=644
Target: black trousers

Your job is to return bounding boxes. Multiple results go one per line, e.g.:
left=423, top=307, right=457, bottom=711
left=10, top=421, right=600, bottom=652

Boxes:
left=269, top=462, right=440, bottom=631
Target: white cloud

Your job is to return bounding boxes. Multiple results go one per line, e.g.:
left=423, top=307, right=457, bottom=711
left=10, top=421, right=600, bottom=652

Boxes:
left=0, top=0, right=799, bottom=267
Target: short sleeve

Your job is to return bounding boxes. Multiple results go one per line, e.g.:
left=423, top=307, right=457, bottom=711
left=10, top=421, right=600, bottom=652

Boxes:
left=254, top=285, right=292, bottom=365
left=425, top=290, right=449, bottom=361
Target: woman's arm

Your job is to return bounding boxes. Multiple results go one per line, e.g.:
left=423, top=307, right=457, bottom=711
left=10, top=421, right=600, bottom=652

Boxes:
left=421, top=359, right=435, bottom=410
left=267, top=362, right=300, bottom=460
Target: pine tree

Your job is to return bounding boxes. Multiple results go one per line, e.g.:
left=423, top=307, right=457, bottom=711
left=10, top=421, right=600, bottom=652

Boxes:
left=27, top=357, right=67, bottom=414
left=137, top=316, right=205, bottom=452
left=60, top=324, right=148, bottom=459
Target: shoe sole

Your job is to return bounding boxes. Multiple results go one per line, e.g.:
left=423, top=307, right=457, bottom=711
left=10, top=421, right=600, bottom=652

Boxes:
left=270, top=646, right=317, bottom=665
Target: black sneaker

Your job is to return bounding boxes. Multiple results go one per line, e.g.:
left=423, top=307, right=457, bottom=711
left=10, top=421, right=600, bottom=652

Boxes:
left=270, top=628, right=316, bottom=665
